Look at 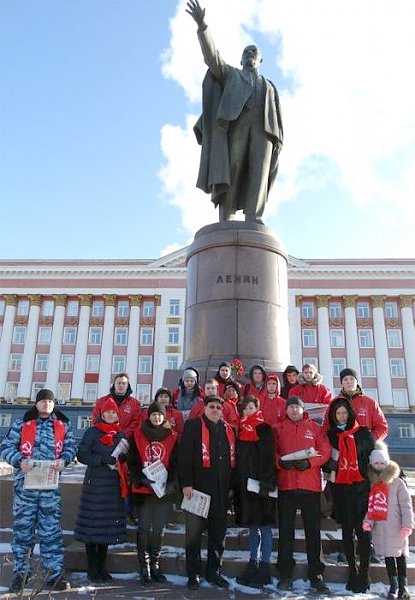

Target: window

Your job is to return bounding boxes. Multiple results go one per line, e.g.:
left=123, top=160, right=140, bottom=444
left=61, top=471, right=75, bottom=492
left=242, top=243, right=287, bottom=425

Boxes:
left=35, top=354, right=48, bottom=371
left=142, top=301, right=154, bottom=318
left=91, top=300, right=104, bottom=317
left=361, top=358, right=376, bottom=377
left=305, top=357, right=319, bottom=368
left=168, top=327, right=179, bottom=345
left=0, top=299, right=5, bottom=315
left=0, top=413, right=11, bottom=427
left=41, top=300, right=54, bottom=317
left=385, top=301, right=398, bottom=318
left=84, top=383, right=98, bottom=403
left=32, top=383, right=44, bottom=400
left=357, top=302, right=370, bottom=318
left=13, top=326, right=26, bottom=344
left=365, top=388, right=378, bottom=401
left=60, top=354, right=74, bottom=372
left=302, top=329, right=316, bottom=347
left=136, top=384, right=151, bottom=406
left=392, top=389, right=409, bottom=409
left=301, top=301, right=314, bottom=318
left=112, top=355, right=126, bottom=373
left=390, top=358, right=405, bottom=378
left=140, top=328, right=154, bottom=346
left=63, top=327, right=77, bottom=345
left=114, top=327, right=128, bottom=345
left=138, top=356, right=152, bottom=374
left=9, top=353, right=22, bottom=371
left=17, top=299, right=29, bottom=316
left=398, top=423, right=415, bottom=438
left=117, top=301, right=129, bottom=318
left=167, top=355, right=179, bottom=370
left=86, top=355, right=100, bottom=372
left=56, top=383, right=71, bottom=404
left=330, top=329, right=344, bottom=348
left=66, top=300, right=79, bottom=317
left=38, top=326, right=52, bottom=344
left=387, top=329, right=402, bottom=348
left=78, top=415, right=93, bottom=429
left=169, top=299, right=180, bottom=316
left=5, top=382, right=18, bottom=403
left=332, top=358, right=346, bottom=376
left=89, top=327, right=102, bottom=345
left=358, top=329, right=373, bottom=348
left=329, top=302, right=342, bottom=318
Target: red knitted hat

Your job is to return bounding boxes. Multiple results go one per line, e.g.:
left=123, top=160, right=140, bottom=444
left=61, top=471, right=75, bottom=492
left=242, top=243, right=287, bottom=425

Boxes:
left=100, top=397, right=120, bottom=417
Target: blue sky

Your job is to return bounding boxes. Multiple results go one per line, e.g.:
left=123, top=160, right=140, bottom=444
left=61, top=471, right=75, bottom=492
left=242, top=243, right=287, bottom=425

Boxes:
left=1, top=0, right=415, bottom=261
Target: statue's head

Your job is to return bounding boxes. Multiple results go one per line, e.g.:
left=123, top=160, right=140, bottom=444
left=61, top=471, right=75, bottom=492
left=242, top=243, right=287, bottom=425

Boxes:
left=241, top=44, right=262, bottom=69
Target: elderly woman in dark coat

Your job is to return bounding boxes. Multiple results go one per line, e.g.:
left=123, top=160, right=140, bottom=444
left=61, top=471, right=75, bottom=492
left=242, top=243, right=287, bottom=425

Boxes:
left=325, top=397, right=374, bottom=593
left=75, top=398, right=128, bottom=583
left=234, top=396, right=277, bottom=588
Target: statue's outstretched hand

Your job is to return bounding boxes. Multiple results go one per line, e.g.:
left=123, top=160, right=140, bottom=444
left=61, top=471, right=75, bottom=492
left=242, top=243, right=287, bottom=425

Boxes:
left=186, top=0, right=206, bottom=28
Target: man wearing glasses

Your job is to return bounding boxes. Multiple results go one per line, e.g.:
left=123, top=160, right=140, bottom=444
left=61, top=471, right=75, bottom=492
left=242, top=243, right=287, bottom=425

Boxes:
left=179, top=395, right=236, bottom=590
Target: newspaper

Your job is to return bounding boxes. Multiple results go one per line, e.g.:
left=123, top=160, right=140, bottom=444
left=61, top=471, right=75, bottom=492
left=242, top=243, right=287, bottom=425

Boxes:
left=142, top=459, right=168, bottom=498
left=181, top=489, right=211, bottom=518
left=23, top=460, right=59, bottom=490
left=107, top=438, right=129, bottom=471
left=247, top=477, right=278, bottom=498
left=280, top=447, right=320, bottom=461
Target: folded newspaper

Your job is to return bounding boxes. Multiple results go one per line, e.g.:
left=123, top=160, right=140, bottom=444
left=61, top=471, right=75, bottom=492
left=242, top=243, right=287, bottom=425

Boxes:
left=23, top=460, right=59, bottom=490
left=181, top=489, right=211, bottom=519
left=142, top=459, right=168, bottom=498
left=247, top=477, right=278, bottom=498
left=280, top=447, right=320, bottom=461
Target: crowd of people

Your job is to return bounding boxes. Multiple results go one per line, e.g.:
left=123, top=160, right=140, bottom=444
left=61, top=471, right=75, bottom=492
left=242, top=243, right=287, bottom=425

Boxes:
left=0, top=364, right=413, bottom=597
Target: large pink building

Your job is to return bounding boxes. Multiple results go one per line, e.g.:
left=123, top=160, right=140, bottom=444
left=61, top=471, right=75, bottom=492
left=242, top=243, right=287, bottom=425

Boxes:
left=1, top=253, right=414, bottom=458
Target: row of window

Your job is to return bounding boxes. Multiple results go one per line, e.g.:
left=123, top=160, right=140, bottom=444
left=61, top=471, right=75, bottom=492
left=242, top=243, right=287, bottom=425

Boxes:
left=8, top=353, right=153, bottom=374
left=11, top=325, right=181, bottom=347
left=301, top=300, right=401, bottom=319
left=0, top=298, right=182, bottom=319
left=303, top=328, right=403, bottom=348
left=303, top=356, right=406, bottom=379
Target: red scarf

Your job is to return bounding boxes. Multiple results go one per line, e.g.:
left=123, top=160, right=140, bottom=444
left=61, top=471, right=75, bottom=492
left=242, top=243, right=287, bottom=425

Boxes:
left=238, top=410, right=264, bottom=442
left=95, top=421, right=121, bottom=446
left=20, top=419, right=66, bottom=459
left=201, top=417, right=235, bottom=468
left=367, top=481, right=389, bottom=520
left=336, top=421, right=365, bottom=484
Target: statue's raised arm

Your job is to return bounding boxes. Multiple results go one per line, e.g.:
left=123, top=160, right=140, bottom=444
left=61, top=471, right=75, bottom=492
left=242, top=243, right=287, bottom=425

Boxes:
left=185, top=0, right=206, bottom=30
left=186, top=0, right=283, bottom=224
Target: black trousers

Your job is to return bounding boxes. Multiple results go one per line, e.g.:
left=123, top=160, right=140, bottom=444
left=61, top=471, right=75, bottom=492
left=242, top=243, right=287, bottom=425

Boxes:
left=277, top=490, right=324, bottom=580
left=185, top=511, right=227, bottom=578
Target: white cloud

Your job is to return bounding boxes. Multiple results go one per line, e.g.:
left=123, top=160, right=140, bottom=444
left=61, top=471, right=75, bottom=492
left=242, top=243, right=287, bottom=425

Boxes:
left=159, top=0, right=415, bottom=252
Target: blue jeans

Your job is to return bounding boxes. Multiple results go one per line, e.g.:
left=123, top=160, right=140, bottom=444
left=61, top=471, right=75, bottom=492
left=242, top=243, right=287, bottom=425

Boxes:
left=249, top=526, right=273, bottom=563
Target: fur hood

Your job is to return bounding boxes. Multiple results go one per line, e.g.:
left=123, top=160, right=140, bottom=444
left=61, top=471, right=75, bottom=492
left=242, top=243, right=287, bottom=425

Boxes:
left=296, top=372, right=323, bottom=386
left=368, top=460, right=400, bottom=485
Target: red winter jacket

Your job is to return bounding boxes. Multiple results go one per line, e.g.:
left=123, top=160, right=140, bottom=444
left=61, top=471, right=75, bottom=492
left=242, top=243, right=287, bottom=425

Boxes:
left=132, top=428, right=178, bottom=495
left=141, top=406, right=184, bottom=439
left=244, top=382, right=267, bottom=402
left=275, top=415, right=331, bottom=492
left=288, top=382, right=332, bottom=405
left=260, top=394, right=286, bottom=427
left=92, top=394, right=141, bottom=439
left=322, top=388, right=388, bottom=441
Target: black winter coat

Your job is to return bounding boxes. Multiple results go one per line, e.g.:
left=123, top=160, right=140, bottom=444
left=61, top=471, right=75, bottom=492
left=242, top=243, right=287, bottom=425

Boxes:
left=234, top=423, right=277, bottom=527
left=326, top=425, right=374, bottom=527
left=178, top=416, right=234, bottom=518
left=74, top=426, right=127, bottom=544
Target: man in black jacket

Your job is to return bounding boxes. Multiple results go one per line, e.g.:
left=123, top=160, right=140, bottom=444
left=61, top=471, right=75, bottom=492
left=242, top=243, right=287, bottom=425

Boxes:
left=179, top=395, right=235, bottom=590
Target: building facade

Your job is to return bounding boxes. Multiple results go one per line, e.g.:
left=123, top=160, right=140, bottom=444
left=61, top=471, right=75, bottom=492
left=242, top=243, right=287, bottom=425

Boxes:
left=1, top=254, right=414, bottom=459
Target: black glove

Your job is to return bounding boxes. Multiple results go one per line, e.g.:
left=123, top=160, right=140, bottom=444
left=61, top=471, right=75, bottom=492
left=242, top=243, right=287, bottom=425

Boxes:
left=259, top=484, right=270, bottom=498
left=101, top=455, right=116, bottom=466
left=279, top=458, right=296, bottom=470
left=138, top=476, right=156, bottom=489
left=324, top=458, right=338, bottom=472
left=293, top=459, right=310, bottom=471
